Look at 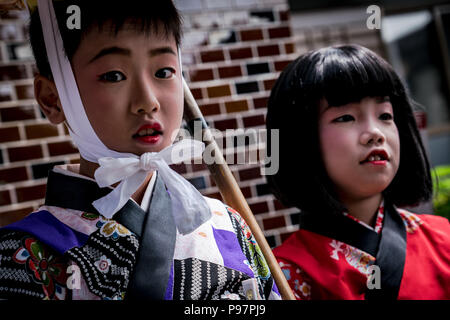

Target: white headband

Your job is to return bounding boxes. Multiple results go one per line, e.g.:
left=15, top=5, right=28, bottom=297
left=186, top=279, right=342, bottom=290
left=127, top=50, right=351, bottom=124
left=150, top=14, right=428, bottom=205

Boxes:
left=37, top=0, right=211, bottom=234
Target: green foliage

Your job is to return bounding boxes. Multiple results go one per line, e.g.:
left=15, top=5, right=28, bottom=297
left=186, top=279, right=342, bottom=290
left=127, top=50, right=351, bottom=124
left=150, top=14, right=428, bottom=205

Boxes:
left=432, top=165, right=450, bottom=220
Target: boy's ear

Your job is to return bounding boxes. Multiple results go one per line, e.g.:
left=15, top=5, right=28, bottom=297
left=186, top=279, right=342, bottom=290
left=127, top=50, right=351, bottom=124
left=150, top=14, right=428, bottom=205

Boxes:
left=34, top=74, right=66, bottom=124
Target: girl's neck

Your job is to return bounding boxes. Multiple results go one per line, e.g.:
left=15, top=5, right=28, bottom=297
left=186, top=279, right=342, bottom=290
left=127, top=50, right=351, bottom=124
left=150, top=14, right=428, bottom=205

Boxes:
left=79, top=156, right=153, bottom=205
left=340, top=193, right=383, bottom=227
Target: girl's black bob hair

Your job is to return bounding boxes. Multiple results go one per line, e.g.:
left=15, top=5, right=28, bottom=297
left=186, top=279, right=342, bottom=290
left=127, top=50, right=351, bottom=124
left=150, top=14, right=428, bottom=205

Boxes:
left=29, top=0, right=182, bottom=80
left=266, top=44, right=432, bottom=215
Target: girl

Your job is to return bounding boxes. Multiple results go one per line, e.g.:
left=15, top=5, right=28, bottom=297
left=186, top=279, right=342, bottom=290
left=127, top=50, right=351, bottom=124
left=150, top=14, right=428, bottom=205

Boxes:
left=267, top=44, right=450, bottom=300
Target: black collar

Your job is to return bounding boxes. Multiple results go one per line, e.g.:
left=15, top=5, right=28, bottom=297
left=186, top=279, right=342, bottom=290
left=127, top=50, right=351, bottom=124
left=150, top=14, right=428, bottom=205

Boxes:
left=299, top=201, right=407, bottom=300
left=44, top=169, right=146, bottom=237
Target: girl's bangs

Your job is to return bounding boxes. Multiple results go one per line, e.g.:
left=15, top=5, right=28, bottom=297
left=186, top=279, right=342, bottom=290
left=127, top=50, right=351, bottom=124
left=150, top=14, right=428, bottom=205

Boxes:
left=308, top=46, right=400, bottom=107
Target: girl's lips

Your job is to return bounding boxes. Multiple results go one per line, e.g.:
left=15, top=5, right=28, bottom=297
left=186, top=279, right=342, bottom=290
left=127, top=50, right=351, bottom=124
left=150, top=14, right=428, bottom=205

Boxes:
left=364, top=160, right=388, bottom=166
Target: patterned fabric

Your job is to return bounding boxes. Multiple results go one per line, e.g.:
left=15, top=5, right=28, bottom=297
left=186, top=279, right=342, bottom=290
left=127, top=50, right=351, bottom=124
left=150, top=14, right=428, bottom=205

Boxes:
left=342, top=200, right=384, bottom=234
left=0, top=231, right=69, bottom=300
left=0, top=168, right=280, bottom=300
left=172, top=258, right=249, bottom=300
left=274, top=205, right=450, bottom=300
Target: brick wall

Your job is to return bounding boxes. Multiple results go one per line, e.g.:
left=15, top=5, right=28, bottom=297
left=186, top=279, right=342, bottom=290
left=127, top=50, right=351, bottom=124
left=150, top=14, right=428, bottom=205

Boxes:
left=0, top=1, right=384, bottom=247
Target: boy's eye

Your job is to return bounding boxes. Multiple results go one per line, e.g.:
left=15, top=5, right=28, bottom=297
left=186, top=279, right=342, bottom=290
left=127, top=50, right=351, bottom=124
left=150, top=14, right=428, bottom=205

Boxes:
left=155, top=67, right=176, bottom=79
left=379, top=112, right=393, bottom=121
left=333, top=115, right=355, bottom=123
left=99, top=71, right=126, bottom=82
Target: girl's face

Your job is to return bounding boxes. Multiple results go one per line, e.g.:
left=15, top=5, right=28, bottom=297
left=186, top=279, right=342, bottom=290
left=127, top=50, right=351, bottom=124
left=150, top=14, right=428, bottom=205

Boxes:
left=71, top=23, right=183, bottom=156
left=318, top=96, right=400, bottom=204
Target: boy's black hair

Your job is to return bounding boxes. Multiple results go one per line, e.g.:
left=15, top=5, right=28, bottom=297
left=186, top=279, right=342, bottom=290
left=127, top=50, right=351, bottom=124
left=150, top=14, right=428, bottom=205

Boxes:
left=29, top=0, right=183, bottom=79
left=266, top=44, right=432, bottom=215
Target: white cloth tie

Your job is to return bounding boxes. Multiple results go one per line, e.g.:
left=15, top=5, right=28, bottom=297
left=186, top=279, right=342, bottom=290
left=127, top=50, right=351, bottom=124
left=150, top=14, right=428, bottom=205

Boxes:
left=93, top=139, right=210, bottom=234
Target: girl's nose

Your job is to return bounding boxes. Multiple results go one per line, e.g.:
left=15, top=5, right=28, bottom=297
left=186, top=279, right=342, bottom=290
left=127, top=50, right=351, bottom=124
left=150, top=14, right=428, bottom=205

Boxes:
left=360, top=126, right=386, bottom=146
left=131, top=77, right=160, bottom=115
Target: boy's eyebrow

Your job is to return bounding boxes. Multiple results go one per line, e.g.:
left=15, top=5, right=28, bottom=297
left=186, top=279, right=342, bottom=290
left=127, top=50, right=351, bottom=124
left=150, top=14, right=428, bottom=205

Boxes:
left=88, top=46, right=177, bottom=64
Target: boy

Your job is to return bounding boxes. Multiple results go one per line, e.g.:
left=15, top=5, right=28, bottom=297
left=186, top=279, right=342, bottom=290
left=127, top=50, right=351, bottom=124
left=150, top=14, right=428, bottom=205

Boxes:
left=0, top=0, right=279, bottom=300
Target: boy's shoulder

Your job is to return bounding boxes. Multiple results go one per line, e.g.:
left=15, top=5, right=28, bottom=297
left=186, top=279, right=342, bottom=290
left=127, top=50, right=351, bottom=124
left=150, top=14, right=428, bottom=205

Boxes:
left=0, top=226, right=70, bottom=300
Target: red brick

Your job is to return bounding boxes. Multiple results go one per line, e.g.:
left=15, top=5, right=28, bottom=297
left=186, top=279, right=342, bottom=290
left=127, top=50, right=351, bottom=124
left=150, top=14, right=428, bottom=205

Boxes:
left=199, top=103, right=221, bottom=116
left=263, top=216, right=286, bottom=230
left=263, top=78, right=277, bottom=91
left=0, top=190, right=11, bottom=206
left=0, top=65, right=28, bottom=81
left=207, top=84, right=231, bottom=98
left=218, top=65, right=242, bottom=78
left=229, top=47, right=253, bottom=60
left=240, top=186, right=253, bottom=198
left=253, top=96, right=269, bottom=109
left=15, top=84, right=34, bottom=100
left=274, top=59, right=293, bottom=72
left=15, top=184, right=46, bottom=202
left=189, top=68, right=215, bottom=82
left=225, top=100, right=248, bottom=113
left=214, top=118, right=237, bottom=131
left=243, top=114, right=265, bottom=128
left=0, top=206, right=34, bottom=227
left=200, top=50, right=225, bottom=63
left=169, top=163, right=187, bottom=174
left=0, top=105, right=36, bottom=122
left=240, top=29, right=264, bottom=41
left=249, top=201, right=269, bottom=215
left=48, top=141, right=78, bottom=156
left=273, top=199, right=287, bottom=210
left=257, top=44, right=280, bottom=57
left=0, top=126, right=20, bottom=143
left=190, top=88, right=203, bottom=100
left=238, top=167, right=261, bottom=181
left=0, top=166, right=28, bottom=183
left=8, top=145, right=43, bottom=162
left=268, top=26, right=291, bottom=39
left=25, top=124, right=59, bottom=139
left=285, top=42, right=295, bottom=54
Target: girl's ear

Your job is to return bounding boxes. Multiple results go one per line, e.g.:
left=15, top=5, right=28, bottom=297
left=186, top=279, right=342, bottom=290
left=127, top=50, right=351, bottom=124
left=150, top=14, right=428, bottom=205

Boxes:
left=34, top=74, right=66, bottom=124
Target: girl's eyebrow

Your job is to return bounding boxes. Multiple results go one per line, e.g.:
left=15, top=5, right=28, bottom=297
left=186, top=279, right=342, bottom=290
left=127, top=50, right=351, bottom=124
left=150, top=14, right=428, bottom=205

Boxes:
left=88, top=46, right=177, bottom=64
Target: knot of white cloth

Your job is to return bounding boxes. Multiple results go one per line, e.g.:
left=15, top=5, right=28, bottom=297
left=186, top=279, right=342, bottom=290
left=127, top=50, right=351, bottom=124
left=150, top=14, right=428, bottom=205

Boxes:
left=139, top=153, right=158, bottom=171
left=92, top=139, right=211, bottom=234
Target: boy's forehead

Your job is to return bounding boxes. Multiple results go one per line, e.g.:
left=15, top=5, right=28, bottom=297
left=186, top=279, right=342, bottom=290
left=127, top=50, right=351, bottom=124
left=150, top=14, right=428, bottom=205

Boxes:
left=77, top=22, right=177, bottom=58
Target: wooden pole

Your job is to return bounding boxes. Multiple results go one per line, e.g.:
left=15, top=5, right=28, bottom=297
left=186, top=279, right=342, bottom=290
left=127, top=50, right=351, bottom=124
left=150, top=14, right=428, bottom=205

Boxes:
left=183, top=79, right=295, bottom=300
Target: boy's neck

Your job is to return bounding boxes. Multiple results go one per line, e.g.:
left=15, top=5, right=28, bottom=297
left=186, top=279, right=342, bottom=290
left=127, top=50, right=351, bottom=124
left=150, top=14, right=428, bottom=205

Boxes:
left=340, top=193, right=383, bottom=227
left=78, top=156, right=153, bottom=205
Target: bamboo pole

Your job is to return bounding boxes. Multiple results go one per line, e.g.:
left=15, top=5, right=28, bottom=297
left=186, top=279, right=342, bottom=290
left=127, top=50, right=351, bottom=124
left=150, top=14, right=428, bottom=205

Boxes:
left=183, top=79, right=295, bottom=300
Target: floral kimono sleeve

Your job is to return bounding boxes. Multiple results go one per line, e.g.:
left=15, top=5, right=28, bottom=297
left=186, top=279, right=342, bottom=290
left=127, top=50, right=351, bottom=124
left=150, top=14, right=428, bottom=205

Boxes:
left=0, top=230, right=70, bottom=300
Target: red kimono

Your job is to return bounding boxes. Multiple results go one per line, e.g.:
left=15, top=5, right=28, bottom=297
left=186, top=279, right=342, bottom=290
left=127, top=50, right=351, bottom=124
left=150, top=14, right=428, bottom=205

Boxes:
left=273, top=201, right=450, bottom=300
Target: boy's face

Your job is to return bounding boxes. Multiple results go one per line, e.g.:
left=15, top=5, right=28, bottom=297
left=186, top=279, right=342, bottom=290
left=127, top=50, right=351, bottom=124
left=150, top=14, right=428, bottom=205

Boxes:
left=318, top=96, right=400, bottom=204
left=71, top=22, right=183, bottom=155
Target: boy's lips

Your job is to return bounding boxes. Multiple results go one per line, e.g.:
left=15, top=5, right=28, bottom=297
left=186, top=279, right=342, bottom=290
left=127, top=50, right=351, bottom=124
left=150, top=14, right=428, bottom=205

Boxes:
left=133, top=122, right=163, bottom=144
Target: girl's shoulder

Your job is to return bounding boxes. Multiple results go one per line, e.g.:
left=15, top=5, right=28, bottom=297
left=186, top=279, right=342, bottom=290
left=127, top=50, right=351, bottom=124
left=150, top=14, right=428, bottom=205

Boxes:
left=396, top=208, right=450, bottom=235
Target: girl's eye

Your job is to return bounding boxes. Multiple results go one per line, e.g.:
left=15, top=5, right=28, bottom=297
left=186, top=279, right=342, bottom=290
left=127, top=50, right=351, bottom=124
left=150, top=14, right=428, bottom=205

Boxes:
left=155, top=67, right=176, bottom=79
left=379, top=112, right=393, bottom=121
left=99, top=71, right=126, bottom=83
left=333, top=115, right=355, bottom=123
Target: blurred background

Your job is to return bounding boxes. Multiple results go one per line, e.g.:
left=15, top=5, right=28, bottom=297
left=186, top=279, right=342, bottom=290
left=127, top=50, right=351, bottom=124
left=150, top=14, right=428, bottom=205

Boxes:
left=0, top=0, right=449, bottom=247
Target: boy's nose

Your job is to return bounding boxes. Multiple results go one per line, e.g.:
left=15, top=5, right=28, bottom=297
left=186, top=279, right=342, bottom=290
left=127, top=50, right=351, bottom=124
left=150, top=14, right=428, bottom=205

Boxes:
left=131, top=79, right=160, bottom=115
